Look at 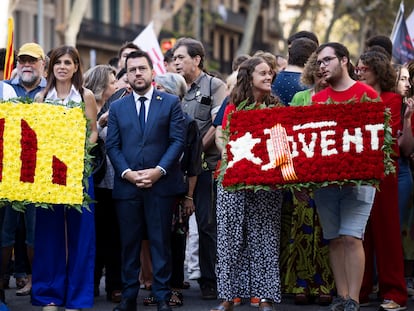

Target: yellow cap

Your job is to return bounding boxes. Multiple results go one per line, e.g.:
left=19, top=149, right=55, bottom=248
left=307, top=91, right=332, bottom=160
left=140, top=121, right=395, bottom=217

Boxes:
left=17, top=43, right=45, bottom=60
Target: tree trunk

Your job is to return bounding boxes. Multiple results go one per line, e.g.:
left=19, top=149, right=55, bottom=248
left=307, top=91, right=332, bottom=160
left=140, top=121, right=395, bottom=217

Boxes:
left=64, top=0, right=90, bottom=46
left=152, top=0, right=186, bottom=37
left=288, top=0, right=312, bottom=38
left=323, top=0, right=342, bottom=42
left=237, top=0, right=262, bottom=56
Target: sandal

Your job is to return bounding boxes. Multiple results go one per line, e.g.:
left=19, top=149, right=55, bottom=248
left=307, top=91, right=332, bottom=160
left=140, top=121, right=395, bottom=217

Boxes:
left=318, top=294, right=332, bottom=306
left=210, top=301, right=234, bottom=311
left=16, top=277, right=27, bottom=289
left=181, top=281, right=190, bottom=289
left=109, top=290, right=122, bottom=303
left=143, top=294, right=157, bottom=306
left=294, top=293, right=310, bottom=305
left=169, top=290, right=183, bottom=307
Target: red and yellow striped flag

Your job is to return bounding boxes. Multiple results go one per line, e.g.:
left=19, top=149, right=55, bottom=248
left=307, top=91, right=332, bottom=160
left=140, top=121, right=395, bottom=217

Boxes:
left=4, top=17, right=14, bottom=80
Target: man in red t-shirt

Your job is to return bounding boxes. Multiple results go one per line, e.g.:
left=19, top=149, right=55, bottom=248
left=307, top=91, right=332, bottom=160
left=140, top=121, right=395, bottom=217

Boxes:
left=311, top=42, right=379, bottom=311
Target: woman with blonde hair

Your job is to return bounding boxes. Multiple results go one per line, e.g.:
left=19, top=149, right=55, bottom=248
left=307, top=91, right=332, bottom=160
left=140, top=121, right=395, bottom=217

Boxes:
left=83, top=64, right=123, bottom=303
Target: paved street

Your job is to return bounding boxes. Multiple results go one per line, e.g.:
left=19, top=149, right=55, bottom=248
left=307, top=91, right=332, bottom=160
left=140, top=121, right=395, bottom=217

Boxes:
left=3, top=277, right=414, bottom=311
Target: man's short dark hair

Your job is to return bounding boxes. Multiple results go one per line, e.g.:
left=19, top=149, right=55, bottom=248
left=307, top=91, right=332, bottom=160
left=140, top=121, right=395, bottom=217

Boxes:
left=118, top=42, right=140, bottom=58
left=164, top=49, right=174, bottom=64
left=116, top=68, right=126, bottom=80
left=288, top=38, right=318, bottom=67
left=366, top=35, right=393, bottom=55
left=172, top=37, right=205, bottom=70
left=125, top=50, right=153, bottom=70
left=108, top=57, right=119, bottom=68
left=316, top=42, right=355, bottom=78
left=287, top=31, right=319, bottom=46
left=365, top=35, right=393, bottom=60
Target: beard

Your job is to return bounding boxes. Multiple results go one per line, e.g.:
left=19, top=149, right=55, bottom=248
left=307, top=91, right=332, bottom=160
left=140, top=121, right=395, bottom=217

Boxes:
left=19, top=73, right=40, bottom=89
left=130, top=79, right=152, bottom=93
left=325, top=65, right=342, bottom=84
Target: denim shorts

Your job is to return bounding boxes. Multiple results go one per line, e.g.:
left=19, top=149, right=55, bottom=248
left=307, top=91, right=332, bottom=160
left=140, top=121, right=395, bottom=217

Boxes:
left=1, top=204, right=35, bottom=247
left=314, top=185, right=375, bottom=240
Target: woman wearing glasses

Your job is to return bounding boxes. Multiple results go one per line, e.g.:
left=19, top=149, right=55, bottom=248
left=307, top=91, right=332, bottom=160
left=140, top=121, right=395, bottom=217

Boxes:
left=355, top=49, right=410, bottom=310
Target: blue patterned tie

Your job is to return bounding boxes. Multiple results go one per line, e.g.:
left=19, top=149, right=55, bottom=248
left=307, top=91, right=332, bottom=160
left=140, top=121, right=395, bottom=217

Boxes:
left=138, top=96, right=146, bottom=131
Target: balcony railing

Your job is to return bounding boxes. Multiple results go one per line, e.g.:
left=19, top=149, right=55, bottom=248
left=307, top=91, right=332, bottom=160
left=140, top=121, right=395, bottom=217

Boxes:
left=215, top=8, right=246, bottom=31
left=78, top=19, right=144, bottom=45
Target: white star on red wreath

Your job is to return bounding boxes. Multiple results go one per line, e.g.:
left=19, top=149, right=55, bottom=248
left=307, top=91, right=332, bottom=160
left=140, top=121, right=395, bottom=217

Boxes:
left=227, top=132, right=262, bottom=168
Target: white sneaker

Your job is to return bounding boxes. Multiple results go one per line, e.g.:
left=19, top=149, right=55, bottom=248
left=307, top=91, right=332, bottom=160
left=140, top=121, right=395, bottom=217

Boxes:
left=42, top=306, right=58, bottom=311
left=188, top=270, right=201, bottom=280
left=380, top=299, right=407, bottom=310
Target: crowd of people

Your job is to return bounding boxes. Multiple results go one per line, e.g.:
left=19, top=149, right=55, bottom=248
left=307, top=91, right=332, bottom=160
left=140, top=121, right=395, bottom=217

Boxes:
left=0, top=30, right=413, bottom=311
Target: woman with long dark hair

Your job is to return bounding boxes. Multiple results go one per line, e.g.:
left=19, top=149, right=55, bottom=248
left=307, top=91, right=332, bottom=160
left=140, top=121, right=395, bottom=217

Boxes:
left=32, top=45, right=98, bottom=311
left=211, top=57, right=283, bottom=311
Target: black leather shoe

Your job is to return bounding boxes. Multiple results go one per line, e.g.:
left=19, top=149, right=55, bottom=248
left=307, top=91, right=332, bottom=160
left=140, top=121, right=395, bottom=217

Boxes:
left=113, top=298, right=137, bottom=311
left=200, top=284, right=217, bottom=300
left=157, top=301, right=172, bottom=311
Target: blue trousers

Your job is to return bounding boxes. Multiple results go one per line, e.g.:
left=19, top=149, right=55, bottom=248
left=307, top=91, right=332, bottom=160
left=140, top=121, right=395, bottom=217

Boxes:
left=398, top=157, right=413, bottom=223
left=116, top=190, right=175, bottom=303
left=31, top=199, right=95, bottom=308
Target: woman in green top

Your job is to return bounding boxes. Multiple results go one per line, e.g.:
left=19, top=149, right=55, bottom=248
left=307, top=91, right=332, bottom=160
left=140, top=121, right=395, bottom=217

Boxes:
left=290, top=52, right=328, bottom=106
left=279, top=52, right=334, bottom=305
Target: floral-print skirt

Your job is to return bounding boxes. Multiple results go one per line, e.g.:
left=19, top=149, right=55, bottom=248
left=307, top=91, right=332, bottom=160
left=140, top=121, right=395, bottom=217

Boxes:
left=216, top=183, right=283, bottom=302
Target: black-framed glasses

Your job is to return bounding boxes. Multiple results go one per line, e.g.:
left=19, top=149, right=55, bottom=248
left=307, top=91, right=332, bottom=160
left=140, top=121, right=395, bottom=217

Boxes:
left=316, top=56, right=337, bottom=67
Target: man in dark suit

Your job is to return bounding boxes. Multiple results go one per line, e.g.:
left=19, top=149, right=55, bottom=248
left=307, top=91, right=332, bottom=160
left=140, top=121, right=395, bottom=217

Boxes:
left=106, top=50, right=186, bottom=311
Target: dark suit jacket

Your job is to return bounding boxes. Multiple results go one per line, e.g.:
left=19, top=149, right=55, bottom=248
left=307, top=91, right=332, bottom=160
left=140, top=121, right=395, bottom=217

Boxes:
left=106, top=90, right=186, bottom=199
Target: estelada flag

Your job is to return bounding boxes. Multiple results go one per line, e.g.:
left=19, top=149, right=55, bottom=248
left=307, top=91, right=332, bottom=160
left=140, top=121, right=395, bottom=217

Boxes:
left=133, top=21, right=166, bottom=75
left=391, top=3, right=414, bottom=64
left=4, top=17, right=14, bottom=80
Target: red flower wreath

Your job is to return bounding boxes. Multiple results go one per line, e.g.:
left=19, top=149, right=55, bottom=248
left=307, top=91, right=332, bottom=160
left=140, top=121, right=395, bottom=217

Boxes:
left=219, top=101, right=393, bottom=192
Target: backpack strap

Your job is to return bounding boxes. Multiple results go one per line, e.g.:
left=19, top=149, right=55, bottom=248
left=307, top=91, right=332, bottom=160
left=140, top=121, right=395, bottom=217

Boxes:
left=209, top=76, right=214, bottom=99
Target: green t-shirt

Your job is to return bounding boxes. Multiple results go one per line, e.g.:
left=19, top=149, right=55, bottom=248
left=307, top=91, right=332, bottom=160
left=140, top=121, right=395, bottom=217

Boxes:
left=290, top=89, right=312, bottom=107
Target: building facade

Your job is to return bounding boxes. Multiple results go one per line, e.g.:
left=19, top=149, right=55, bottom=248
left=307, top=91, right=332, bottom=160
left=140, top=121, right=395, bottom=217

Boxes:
left=9, top=0, right=329, bottom=74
